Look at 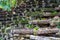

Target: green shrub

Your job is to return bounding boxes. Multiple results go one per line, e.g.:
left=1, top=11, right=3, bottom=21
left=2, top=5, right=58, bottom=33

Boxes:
left=0, top=0, right=17, bottom=11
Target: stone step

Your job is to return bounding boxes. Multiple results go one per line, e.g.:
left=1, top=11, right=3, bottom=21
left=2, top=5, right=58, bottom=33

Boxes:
left=30, top=35, right=60, bottom=40
left=12, top=28, right=59, bottom=35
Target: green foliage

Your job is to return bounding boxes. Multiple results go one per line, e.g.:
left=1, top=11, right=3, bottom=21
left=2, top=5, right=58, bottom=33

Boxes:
left=33, top=27, right=39, bottom=31
left=51, top=11, right=58, bottom=15
left=33, top=26, right=39, bottom=35
left=26, top=24, right=34, bottom=29
left=15, top=20, right=19, bottom=24
left=0, top=0, right=17, bottom=11
left=20, top=17, right=28, bottom=24
left=0, top=37, right=3, bottom=40
left=56, top=22, right=60, bottom=28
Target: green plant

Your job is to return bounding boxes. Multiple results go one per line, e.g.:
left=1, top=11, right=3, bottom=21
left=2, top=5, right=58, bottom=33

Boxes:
left=20, top=17, right=28, bottom=24
left=33, top=26, right=39, bottom=35
left=56, top=22, right=60, bottom=28
left=51, top=11, right=58, bottom=15
left=2, top=24, right=10, bottom=34
left=33, top=27, right=39, bottom=31
left=26, top=24, right=34, bottom=29
left=19, top=17, right=28, bottom=28
left=0, top=0, right=17, bottom=11
left=0, top=37, right=3, bottom=40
